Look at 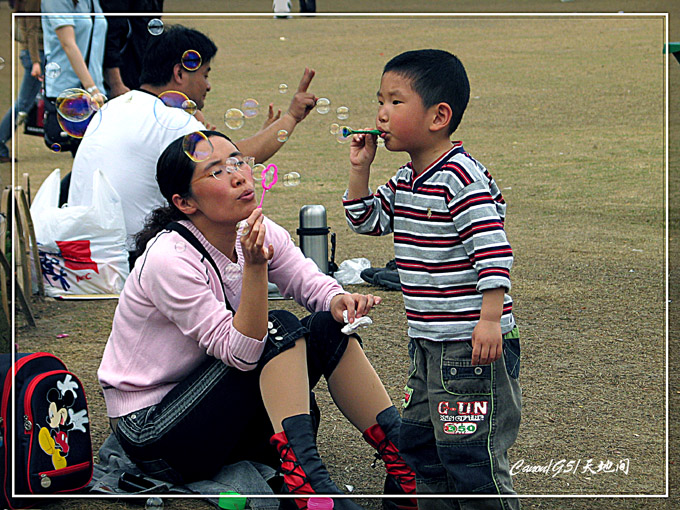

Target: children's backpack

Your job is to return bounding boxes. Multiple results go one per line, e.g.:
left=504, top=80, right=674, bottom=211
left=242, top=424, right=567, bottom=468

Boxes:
left=1, top=352, right=93, bottom=509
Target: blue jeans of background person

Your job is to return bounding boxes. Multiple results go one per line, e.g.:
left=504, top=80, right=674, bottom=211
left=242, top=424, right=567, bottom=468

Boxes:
left=400, top=327, right=522, bottom=510
left=0, top=49, right=44, bottom=158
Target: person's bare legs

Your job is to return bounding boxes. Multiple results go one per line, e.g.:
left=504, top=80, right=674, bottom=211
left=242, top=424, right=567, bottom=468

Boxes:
left=327, top=336, right=393, bottom=431
left=259, top=337, right=310, bottom=433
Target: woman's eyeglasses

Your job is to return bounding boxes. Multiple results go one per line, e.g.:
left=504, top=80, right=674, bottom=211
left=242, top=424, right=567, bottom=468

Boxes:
left=192, top=156, right=255, bottom=183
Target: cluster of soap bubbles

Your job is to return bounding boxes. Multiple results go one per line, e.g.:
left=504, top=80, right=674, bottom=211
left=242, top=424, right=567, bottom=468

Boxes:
left=253, top=161, right=301, bottom=192
left=313, top=99, right=375, bottom=145
left=153, top=90, right=198, bottom=130
left=51, top=87, right=106, bottom=141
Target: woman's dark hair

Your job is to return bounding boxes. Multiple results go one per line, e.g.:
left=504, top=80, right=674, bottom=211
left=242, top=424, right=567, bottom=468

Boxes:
left=139, top=25, right=218, bottom=86
left=130, top=130, right=232, bottom=264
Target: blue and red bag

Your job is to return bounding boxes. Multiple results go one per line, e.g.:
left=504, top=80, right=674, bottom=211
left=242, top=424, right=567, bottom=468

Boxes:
left=1, top=352, right=93, bottom=509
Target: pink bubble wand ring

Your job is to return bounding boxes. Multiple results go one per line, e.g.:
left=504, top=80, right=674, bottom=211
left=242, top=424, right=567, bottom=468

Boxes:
left=258, top=163, right=278, bottom=209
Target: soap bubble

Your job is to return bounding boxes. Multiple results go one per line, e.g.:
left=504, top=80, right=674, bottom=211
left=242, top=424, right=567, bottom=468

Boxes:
left=144, top=497, right=164, bottom=510
left=282, top=171, right=300, bottom=187
left=329, top=123, right=340, bottom=135
left=181, top=49, right=202, bottom=71
left=276, top=129, right=289, bottom=143
left=180, top=99, right=197, bottom=116
left=89, top=91, right=108, bottom=113
left=158, top=91, right=189, bottom=109
left=56, top=88, right=93, bottom=122
left=262, top=165, right=276, bottom=186
left=183, top=131, right=213, bottom=162
left=241, top=98, right=259, bottom=118
left=336, top=106, right=349, bottom=120
left=147, top=18, right=164, bottom=36
left=153, top=90, right=194, bottom=130
left=316, top=97, right=330, bottom=114
left=278, top=83, right=288, bottom=94
left=50, top=143, right=62, bottom=152
left=336, top=126, right=352, bottom=144
left=377, top=136, right=385, bottom=147
left=45, top=62, right=61, bottom=79
left=252, top=164, right=266, bottom=187
left=224, top=108, right=245, bottom=130
left=57, top=108, right=100, bottom=139
left=237, top=219, right=251, bottom=236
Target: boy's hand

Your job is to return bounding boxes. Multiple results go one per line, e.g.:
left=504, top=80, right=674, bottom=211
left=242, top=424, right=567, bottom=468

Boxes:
left=471, top=319, right=503, bottom=365
left=349, top=131, right=378, bottom=173
left=330, top=292, right=382, bottom=324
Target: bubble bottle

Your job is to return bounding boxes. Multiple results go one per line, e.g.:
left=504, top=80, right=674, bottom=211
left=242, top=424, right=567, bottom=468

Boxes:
left=144, top=497, right=163, bottom=510
left=308, top=497, right=334, bottom=510
left=219, top=491, right=248, bottom=510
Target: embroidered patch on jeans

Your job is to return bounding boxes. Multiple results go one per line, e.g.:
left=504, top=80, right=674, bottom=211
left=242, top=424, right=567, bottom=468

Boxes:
left=438, top=400, right=489, bottom=422
left=444, top=422, right=477, bottom=435
left=403, top=385, right=414, bottom=408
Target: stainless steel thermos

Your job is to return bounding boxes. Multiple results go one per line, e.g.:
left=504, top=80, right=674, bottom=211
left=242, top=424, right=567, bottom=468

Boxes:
left=298, top=205, right=336, bottom=275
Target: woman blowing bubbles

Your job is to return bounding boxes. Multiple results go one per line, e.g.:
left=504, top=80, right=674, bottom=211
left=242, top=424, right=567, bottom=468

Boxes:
left=97, top=131, right=416, bottom=509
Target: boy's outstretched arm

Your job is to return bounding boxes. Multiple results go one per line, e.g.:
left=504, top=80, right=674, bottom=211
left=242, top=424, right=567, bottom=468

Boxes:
left=471, top=287, right=505, bottom=366
left=348, top=132, right=378, bottom=200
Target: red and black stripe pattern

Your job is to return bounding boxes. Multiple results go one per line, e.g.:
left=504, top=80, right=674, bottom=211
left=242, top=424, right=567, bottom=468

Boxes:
left=343, top=143, right=514, bottom=341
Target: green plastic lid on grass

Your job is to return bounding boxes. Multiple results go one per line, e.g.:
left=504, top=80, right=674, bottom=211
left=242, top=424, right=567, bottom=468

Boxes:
left=218, top=492, right=247, bottom=510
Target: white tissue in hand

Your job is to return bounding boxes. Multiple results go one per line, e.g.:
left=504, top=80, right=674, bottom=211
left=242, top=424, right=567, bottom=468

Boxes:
left=341, top=310, right=373, bottom=335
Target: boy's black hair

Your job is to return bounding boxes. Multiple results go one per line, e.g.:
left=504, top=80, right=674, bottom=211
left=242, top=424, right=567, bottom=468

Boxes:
left=383, top=49, right=470, bottom=135
left=139, top=25, right=218, bottom=86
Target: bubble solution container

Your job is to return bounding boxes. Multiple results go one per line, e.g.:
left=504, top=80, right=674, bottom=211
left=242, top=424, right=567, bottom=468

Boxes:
left=144, top=497, right=163, bottom=510
left=308, top=497, right=334, bottom=510
left=218, top=491, right=247, bottom=510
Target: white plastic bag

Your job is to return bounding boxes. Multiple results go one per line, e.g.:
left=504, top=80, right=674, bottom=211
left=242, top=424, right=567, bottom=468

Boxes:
left=30, top=168, right=129, bottom=297
left=333, top=257, right=371, bottom=285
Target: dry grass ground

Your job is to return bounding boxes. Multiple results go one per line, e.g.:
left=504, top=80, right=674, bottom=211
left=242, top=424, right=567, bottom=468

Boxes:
left=2, top=1, right=678, bottom=509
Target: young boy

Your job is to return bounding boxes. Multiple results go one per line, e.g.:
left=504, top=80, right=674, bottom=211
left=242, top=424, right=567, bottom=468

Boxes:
left=343, top=49, right=521, bottom=509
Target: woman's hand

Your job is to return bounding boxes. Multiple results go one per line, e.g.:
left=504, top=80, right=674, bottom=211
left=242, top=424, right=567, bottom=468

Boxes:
left=240, top=208, right=274, bottom=266
left=330, top=292, right=382, bottom=324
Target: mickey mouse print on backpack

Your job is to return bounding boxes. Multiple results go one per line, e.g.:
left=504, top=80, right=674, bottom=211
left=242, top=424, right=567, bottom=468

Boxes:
left=1, top=352, right=93, bottom=509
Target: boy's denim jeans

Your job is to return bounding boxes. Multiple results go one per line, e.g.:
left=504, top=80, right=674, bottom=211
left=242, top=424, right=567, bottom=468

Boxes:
left=400, top=327, right=522, bottom=510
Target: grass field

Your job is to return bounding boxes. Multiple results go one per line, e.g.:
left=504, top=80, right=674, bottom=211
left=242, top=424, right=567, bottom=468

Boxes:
left=2, top=1, right=678, bottom=509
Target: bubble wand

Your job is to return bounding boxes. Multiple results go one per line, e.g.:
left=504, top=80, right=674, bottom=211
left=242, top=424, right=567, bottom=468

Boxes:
left=258, top=163, right=278, bottom=209
left=341, top=128, right=381, bottom=137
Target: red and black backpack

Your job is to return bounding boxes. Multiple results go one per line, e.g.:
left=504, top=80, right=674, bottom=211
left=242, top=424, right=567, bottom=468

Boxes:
left=1, top=352, right=93, bottom=509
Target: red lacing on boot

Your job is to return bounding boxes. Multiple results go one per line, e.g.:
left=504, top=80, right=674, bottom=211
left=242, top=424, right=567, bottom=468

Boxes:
left=271, top=430, right=315, bottom=509
left=363, top=424, right=416, bottom=495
